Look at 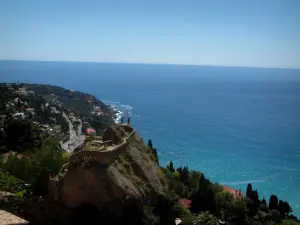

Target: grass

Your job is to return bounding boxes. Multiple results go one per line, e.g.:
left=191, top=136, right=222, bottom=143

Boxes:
left=62, top=151, right=71, bottom=164
left=157, top=168, right=167, bottom=187
left=283, top=219, right=300, bottom=225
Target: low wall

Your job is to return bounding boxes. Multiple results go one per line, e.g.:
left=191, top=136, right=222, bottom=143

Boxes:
left=68, top=129, right=135, bottom=166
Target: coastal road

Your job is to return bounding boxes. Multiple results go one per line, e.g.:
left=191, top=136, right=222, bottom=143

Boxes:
left=61, top=112, right=85, bottom=152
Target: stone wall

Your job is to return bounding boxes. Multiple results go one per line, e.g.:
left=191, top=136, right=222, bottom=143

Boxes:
left=68, top=128, right=135, bottom=166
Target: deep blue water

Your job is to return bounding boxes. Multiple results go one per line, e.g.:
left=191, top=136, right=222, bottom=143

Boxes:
left=1, top=60, right=300, bottom=216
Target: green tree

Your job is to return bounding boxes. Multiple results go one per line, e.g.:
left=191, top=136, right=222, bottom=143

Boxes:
left=187, top=170, right=202, bottom=191
left=230, top=199, right=247, bottom=223
left=246, top=183, right=253, bottom=199
left=148, top=139, right=153, bottom=149
left=59, top=115, right=69, bottom=133
left=259, top=203, right=269, bottom=213
left=190, top=174, right=217, bottom=214
left=193, top=211, right=218, bottom=225
left=269, top=195, right=279, bottom=210
left=177, top=166, right=189, bottom=185
left=167, top=160, right=175, bottom=172
left=173, top=204, right=194, bottom=225
left=215, top=191, right=234, bottom=221
left=152, top=147, right=159, bottom=164
left=271, top=209, right=281, bottom=223
left=261, top=197, right=267, bottom=205
left=33, top=168, right=49, bottom=196
left=0, top=170, right=25, bottom=193
left=278, top=200, right=293, bottom=218
left=0, top=139, right=63, bottom=184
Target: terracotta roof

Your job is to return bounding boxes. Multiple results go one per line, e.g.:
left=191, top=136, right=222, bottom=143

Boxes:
left=223, top=185, right=243, bottom=199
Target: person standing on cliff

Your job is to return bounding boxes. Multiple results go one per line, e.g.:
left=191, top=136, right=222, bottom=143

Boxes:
left=127, top=117, right=131, bottom=125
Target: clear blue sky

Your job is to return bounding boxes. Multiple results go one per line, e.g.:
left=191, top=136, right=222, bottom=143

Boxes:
left=0, top=0, right=300, bottom=68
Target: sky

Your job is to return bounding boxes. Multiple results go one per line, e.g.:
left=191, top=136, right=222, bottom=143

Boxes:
left=0, top=0, right=300, bottom=68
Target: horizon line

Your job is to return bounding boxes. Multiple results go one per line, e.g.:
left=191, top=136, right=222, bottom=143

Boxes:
left=1, top=58, right=300, bottom=70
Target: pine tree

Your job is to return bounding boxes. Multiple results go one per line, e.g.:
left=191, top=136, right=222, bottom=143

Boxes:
left=269, top=195, right=279, bottom=210
left=147, top=139, right=153, bottom=149
left=246, top=183, right=253, bottom=198
left=167, top=160, right=175, bottom=172
left=261, top=197, right=267, bottom=205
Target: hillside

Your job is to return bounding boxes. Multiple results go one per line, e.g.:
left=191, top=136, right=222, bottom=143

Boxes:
left=1, top=124, right=298, bottom=225
left=25, top=83, right=116, bottom=135
left=19, top=124, right=168, bottom=225
left=0, top=83, right=116, bottom=153
left=0, top=83, right=298, bottom=225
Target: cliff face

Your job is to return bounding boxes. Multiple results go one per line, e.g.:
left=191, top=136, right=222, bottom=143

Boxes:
left=25, top=125, right=168, bottom=225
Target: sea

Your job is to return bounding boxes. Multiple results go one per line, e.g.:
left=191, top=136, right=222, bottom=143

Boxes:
left=0, top=60, right=300, bottom=217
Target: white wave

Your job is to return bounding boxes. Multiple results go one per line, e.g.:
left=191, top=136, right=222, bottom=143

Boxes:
left=119, top=104, right=133, bottom=110
left=102, top=100, right=133, bottom=124
left=102, top=100, right=121, bottom=104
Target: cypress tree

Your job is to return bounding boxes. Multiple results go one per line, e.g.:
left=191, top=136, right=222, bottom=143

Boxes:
left=269, top=195, right=279, bottom=210
left=167, top=160, right=175, bottom=172
left=148, top=139, right=153, bottom=149
left=246, top=183, right=253, bottom=198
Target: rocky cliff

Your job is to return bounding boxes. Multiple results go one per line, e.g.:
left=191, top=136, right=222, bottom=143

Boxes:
left=24, top=125, right=170, bottom=225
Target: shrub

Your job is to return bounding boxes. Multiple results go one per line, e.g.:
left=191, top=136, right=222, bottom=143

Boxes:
left=172, top=203, right=195, bottom=225
left=0, top=170, right=25, bottom=193
left=62, top=151, right=71, bottom=164
left=193, top=211, right=219, bottom=225
left=0, top=139, right=63, bottom=184
left=282, top=219, right=300, bottom=225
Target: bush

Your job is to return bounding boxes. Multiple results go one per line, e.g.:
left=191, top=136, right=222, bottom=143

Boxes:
left=0, top=170, right=25, bottom=193
left=282, top=219, right=300, bottom=225
left=271, top=209, right=281, bottom=222
left=193, top=211, right=219, bottom=225
left=62, top=151, right=71, bottom=164
left=0, top=139, right=63, bottom=184
left=230, top=199, right=248, bottom=222
left=172, top=203, right=195, bottom=225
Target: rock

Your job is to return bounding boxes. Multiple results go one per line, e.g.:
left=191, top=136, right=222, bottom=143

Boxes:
left=102, top=126, right=123, bottom=145
left=24, top=125, right=168, bottom=225
left=0, top=210, right=29, bottom=225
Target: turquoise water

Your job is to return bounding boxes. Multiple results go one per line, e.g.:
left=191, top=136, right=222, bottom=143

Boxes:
left=1, top=60, right=300, bottom=216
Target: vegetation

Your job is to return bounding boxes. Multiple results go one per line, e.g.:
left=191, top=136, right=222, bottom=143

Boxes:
left=0, top=139, right=63, bottom=185
left=282, top=219, right=300, bottom=225
left=26, top=83, right=115, bottom=134
left=158, top=139, right=298, bottom=225
left=0, top=119, right=42, bottom=153
left=1, top=83, right=299, bottom=225
left=193, top=211, right=219, bottom=225
left=0, top=170, right=25, bottom=193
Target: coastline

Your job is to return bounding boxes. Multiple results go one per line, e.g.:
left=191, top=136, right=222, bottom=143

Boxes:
left=104, top=100, right=133, bottom=124
left=107, top=104, right=122, bottom=124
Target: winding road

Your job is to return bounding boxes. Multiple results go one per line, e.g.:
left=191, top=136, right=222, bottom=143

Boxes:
left=61, top=112, right=85, bottom=152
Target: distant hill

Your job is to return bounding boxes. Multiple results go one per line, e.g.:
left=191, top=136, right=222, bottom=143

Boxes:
left=26, top=83, right=116, bottom=134
left=0, top=83, right=116, bottom=153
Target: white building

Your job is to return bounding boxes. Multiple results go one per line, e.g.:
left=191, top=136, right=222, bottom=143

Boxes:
left=93, top=106, right=101, bottom=112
